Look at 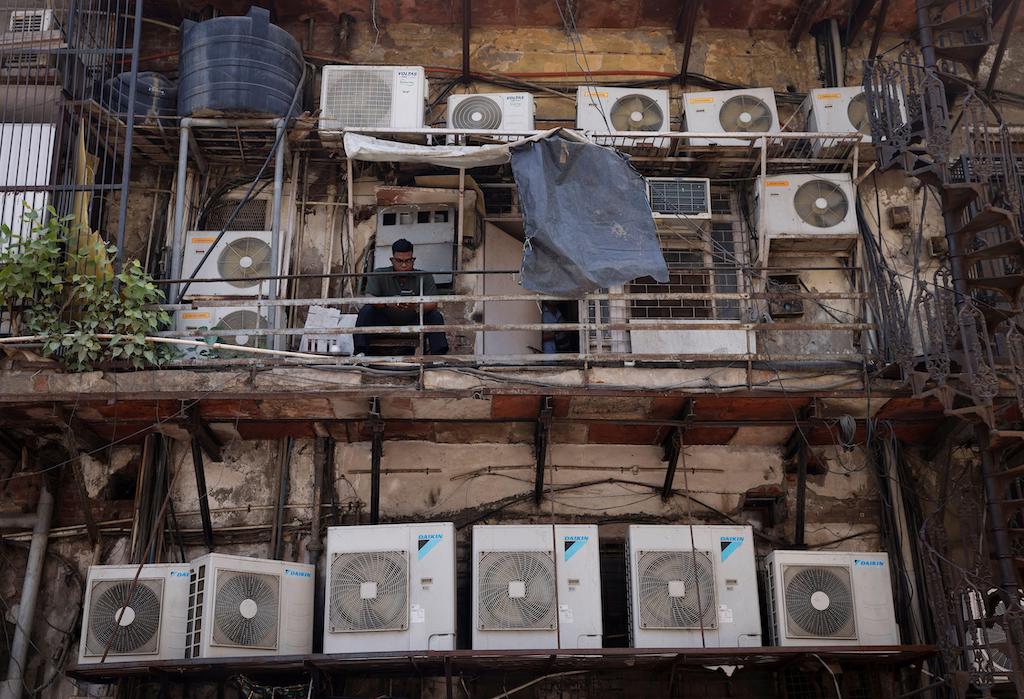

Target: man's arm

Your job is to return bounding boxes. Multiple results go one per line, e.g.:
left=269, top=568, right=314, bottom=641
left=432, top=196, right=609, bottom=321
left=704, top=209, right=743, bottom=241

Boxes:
left=364, top=272, right=390, bottom=309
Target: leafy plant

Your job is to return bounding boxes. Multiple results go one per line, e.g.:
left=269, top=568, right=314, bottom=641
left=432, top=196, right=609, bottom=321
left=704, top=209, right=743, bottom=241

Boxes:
left=0, top=206, right=173, bottom=371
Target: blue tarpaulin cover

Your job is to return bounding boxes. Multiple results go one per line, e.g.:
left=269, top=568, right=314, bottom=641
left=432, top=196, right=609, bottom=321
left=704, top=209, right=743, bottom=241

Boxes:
left=511, top=132, right=668, bottom=295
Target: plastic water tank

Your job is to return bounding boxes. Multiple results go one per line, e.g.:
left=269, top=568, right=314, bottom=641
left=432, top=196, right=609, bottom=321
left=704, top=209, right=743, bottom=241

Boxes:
left=178, top=7, right=303, bottom=117
left=100, top=72, right=177, bottom=122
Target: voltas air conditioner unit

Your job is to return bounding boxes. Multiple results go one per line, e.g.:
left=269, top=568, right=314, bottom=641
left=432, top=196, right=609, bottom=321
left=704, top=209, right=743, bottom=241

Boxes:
left=963, top=587, right=1018, bottom=681
left=683, top=87, right=780, bottom=146
left=78, top=563, right=191, bottom=664
left=176, top=306, right=271, bottom=356
left=447, top=93, right=535, bottom=135
left=181, top=230, right=274, bottom=298
left=473, top=524, right=602, bottom=650
left=576, top=86, right=670, bottom=148
left=802, top=87, right=871, bottom=141
left=764, top=550, right=899, bottom=646
left=755, top=173, right=859, bottom=256
left=324, top=522, right=456, bottom=652
left=626, top=525, right=762, bottom=648
left=319, top=65, right=427, bottom=134
left=185, top=554, right=314, bottom=659
left=646, top=177, right=712, bottom=220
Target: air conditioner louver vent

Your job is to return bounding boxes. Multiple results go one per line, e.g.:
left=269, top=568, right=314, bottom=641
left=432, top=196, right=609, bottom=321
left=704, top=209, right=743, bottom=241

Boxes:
left=211, top=571, right=280, bottom=649
left=477, top=550, right=557, bottom=631
left=451, top=95, right=502, bottom=129
left=205, top=199, right=269, bottom=231
left=330, top=550, right=409, bottom=632
left=636, top=550, right=717, bottom=630
left=610, top=94, right=665, bottom=132
left=719, top=95, right=773, bottom=132
left=86, top=579, right=163, bottom=655
left=212, top=310, right=267, bottom=347
left=323, top=69, right=393, bottom=129
left=783, top=565, right=856, bottom=639
left=216, top=236, right=272, bottom=288
left=793, top=179, right=850, bottom=228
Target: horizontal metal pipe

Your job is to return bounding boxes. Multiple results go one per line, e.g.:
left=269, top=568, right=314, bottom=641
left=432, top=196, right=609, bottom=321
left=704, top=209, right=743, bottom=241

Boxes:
left=0, top=514, right=38, bottom=529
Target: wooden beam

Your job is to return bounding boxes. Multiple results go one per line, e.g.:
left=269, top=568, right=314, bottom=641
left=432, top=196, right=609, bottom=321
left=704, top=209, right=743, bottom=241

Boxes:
left=845, top=0, right=878, bottom=45
left=533, top=397, right=553, bottom=505
left=190, top=437, right=215, bottom=550
left=868, top=0, right=890, bottom=59
left=186, top=405, right=223, bottom=462
left=986, top=0, right=1022, bottom=93
left=788, top=0, right=828, bottom=48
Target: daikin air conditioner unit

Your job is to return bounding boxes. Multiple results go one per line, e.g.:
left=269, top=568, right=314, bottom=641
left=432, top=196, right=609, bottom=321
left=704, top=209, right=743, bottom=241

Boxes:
left=646, top=178, right=712, bottom=220
left=683, top=87, right=780, bottom=146
left=963, top=587, right=1017, bottom=681
left=324, top=523, right=456, bottom=652
left=626, top=525, right=762, bottom=648
left=78, top=563, right=191, bottom=664
left=755, top=173, right=858, bottom=255
left=473, top=524, right=602, bottom=650
left=447, top=93, right=535, bottom=133
left=176, top=306, right=271, bottom=355
left=0, top=123, right=55, bottom=250
left=181, top=230, right=274, bottom=298
left=319, top=65, right=427, bottom=133
left=185, top=554, right=314, bottom=659
left=764, top=550, right=899, bottom=646
left=576, top=86, right=670, bottom=148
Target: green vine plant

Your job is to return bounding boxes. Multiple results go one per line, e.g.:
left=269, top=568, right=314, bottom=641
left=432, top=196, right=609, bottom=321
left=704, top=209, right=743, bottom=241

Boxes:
left=0, top=207, right=174, bottom=371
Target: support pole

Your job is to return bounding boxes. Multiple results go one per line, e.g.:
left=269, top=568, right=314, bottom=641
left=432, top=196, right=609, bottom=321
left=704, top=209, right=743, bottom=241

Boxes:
left=270, top=437, right=293, bottom=559
left=461, top=0, right=471, bottom=83
left=0, top=482, right=54, bottom=699
left=533, top=398, right=553, bottom=504
left=370, top=424, right=383, bottom=524
left=675, top=0, right=699, bottom=85
left=170, top=119, right=191, bottom=302
left=191, top=438, right=215, bottom=550
left=794, top=442, right=809, bottom=547
left=112, top=0, right=143, bottom=271
left=868, top=0, right=891, bottom=59
left=269, top=119, right=287, bottom=350
left=661, top=400, right=694, bottom=500
left=308, top=437, right=328, bottom=652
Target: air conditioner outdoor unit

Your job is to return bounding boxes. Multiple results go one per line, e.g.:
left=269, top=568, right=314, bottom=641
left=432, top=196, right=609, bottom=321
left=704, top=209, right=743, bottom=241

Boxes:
left=181, top=230, right=274, bottom=298
left=755, top=173, right=859, bottom=256
left=0, top=10, right=63, bottom=69
left=185, top=554, right=314, bottom=659
left=1, top=123, right=55, bottom=250
left=447, top=93, right=535, bottom=135
left=576, top=86, right=671, bottom=148
left=472, top=524, right=602, bottom=650
left=963, top=587, right=1017, bottom=681
left=78, top=563, right=191, bottom=664
left=319, top=65, right=427, bottom=133
left=374, top=205, right=456, bottom=285
left=324, top=522, right=456, bottom=652
left=683, top=87, right=780, bottom=146
left=7, top=9, right=56, bottom=32
left=626, top=525, right=762, bottom=648
left=176, top=306, right=271, bottom=356
left=764, top=550, right=899, bottom=646
left=646, top=177, right=712, bottom=220
left=802, top=87, right=871, bottom=141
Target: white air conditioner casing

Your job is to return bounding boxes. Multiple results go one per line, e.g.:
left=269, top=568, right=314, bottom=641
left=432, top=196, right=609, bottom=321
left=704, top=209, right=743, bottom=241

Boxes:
left=7, top=9, right=56, bottom=32
left=802, top=87, right=871, bottom=141
left=473, top=524, right=602, bottom=650
left=646, top=177, right=712, bottom=220
left=78, top=563, right=191, bottom=664
left=765, top=550, right=899, bottom=646
left=447, top=93, right=535, bottom=134
left=324, top=522, right=456, bottom=653
left=319, top=65, right=427, bottom=133
left=176, top=306, right=271, bottom=356
left=755, top=173, right=858, bottom=256
left=627, top=525, right=762, bottom=648
left=1, top=123, right=55, bottom=249
left=683, top=88, right=780, bottom=146
left=576, top=86, right=670, bottom=148
left=181, top=230, right=274, bottom=298
left=629, top=318, right=754, bottom=357
left=185, top=554, right=314, bottom=659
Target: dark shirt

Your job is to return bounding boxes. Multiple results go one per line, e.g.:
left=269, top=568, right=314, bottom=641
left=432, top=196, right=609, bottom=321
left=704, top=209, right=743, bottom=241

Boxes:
left=364, top=267, right=439, bottom=324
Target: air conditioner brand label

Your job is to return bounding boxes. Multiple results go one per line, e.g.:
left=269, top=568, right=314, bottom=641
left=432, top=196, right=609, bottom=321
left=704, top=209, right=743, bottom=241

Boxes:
left=418, top=533, right=443, bottom=560
left=180, top=312, right=211, bottom=320
left=816, top=92, right=841, bottom=100
left=506, top=94, right=526, bottom=104
left=564, top=535, right=589, bottom=562
left=190, top=236, right=216, bottom=244
left=688, top=96, right=715, bottom=104
left=285, top=568, right=311, bottom=577
left=765, top=180, right=790, bottom=187
left=720, top=536, right=744, bottom=562
left=854, top=559, right=885, bottom=568
left=170, top=570, right=189, bottom=577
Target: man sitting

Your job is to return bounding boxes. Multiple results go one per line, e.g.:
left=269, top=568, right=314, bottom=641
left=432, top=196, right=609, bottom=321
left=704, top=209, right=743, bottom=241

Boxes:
left=354, top=238, right=449, bottom=355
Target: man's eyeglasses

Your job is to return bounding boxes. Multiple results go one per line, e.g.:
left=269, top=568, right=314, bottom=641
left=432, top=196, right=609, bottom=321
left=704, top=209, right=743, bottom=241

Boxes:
left=391, top=256, right=416, bottom=265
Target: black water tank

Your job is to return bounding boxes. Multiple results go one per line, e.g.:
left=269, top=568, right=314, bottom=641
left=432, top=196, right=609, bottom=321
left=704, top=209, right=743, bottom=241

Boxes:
left=100, top=72, right=177, bottom=122
left=177, top=7, right=303, bottom=117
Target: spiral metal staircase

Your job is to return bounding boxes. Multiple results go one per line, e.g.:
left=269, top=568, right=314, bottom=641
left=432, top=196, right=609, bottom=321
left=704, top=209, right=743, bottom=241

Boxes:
left=864, top=1, right=1024, bottom=695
